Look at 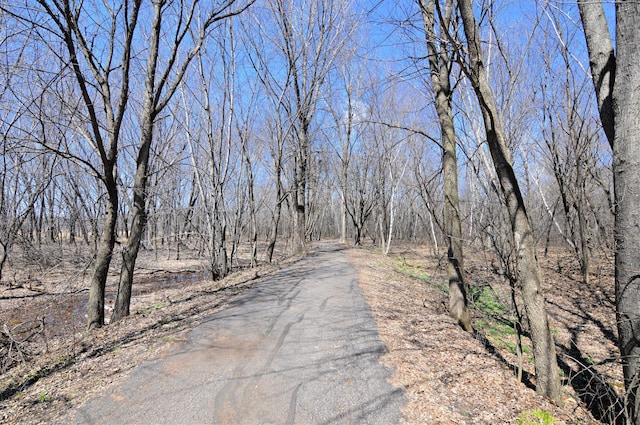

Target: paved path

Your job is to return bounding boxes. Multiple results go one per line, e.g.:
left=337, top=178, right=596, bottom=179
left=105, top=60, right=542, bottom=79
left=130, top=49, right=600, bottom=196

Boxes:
left=68, top=244, right=405, bottom=424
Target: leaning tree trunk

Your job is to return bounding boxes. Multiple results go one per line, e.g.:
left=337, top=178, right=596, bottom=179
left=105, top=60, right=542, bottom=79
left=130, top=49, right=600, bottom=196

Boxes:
left=112, top=0, right=161, bottom=323
left=458, top=0, right=562, bottom=404
left=612, top=3, right=640, bottom=421
left=419, top=0, right=472, bottom=332
left=266, top=145, right=284, bottom=263
left=266, top=202, right=281, bottom=263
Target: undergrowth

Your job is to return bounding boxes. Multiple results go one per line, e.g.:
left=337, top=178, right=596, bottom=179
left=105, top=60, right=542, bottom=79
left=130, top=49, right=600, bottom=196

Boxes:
left=392, top=255, right=532, bottom=360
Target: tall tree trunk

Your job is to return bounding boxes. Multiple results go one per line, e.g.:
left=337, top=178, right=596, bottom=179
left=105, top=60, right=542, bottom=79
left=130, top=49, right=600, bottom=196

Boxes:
left=87, top=181, right=118, bottom=329
left=458, top=0, right=562, bottom=404
left=419, top=0, right=472, bottom=332
left=340, top=154, right=349, bottom=244
left=293, top=136, right=308, bottom=254
left=578, top=3, right=640, bottom=421
left=577, top=1, right=615, bottom=148
left=112, top=112, right=153, bottom=322
left=243, top=145, right=258, bottom=267
left=612, top=4, right=640, bottom=421
left=111, top=0, right=161, bottom=322
left=267, top=139, right=285, bottom=263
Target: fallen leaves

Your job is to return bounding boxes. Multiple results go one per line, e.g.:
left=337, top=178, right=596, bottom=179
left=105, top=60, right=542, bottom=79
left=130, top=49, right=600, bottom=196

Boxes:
left=349, top=245, right=607, bottom=425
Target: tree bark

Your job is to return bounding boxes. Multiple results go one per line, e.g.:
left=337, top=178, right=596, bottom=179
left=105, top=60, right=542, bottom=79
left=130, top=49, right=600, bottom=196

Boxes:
left=111, top=0, right=161, bottom=322
left=293, top=140, right=308, bottom=254
left=458, top=0, right=562, bottom=404
left=612, top=3, right=640, bottom=421
left=111, top=115, right=152, bottom=321
left=419, top=0, right=472, bottom=332
left=579, top=3, right=640, bottom=421
left=577, top=1, right=615, bottom=147
left=87, top=181, right=118, bottom=329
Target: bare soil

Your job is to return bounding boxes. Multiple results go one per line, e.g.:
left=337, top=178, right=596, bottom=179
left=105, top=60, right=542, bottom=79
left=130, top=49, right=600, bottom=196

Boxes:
left=0, top=242, right=622, bottom=424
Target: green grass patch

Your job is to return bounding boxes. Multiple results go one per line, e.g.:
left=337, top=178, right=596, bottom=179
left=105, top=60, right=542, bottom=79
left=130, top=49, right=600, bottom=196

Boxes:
left=476, top=318, right=533, bottom=358
left=470, top=285, right=507, bottom=316
left=138, top=302, right=166, bottom=315
left=518, top=409, right=554, bottom=425
left=395, top=259, right=432, bottom=281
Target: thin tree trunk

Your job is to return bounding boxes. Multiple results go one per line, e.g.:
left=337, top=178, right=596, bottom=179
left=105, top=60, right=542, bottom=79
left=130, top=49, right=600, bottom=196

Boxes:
left=267, top=148, right=284, bottom=263
left=458, top=0, right=562, bottom=404
left=384, top=185, right=395, bottom=256
left=267, top=201, right=282, bottom=263
left=243, top=146, right=258, bottom=267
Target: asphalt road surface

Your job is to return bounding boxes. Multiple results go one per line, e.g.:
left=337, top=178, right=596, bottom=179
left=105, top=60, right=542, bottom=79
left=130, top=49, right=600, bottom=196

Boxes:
left=67, top=244, right=405, bottom=424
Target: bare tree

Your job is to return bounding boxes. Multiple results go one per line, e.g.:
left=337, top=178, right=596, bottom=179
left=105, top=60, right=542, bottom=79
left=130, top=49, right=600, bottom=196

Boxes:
left=6, top=0, right=143, bottom=328
left=417, top=0, right=472, bottom=332
left=182, top=26, right=236, bottom=281
left=535, top=7, right=603, bottom=285
left=457, top=0, right=562, bottom=404
left=326, top=65, right=359, bottom=244
left=112, top=0, right=253, bottom=321
left=257, top=0, right=352, bottom=253
left=578, top=2, right=640, bottom=421
left=240, top=16, right=292, bottom=262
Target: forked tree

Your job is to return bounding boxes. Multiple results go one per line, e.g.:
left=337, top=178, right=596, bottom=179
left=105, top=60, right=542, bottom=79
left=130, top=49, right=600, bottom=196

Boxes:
left=6, top=0, right=142, bottom=329
left=112, top=0, right=254, bottom=322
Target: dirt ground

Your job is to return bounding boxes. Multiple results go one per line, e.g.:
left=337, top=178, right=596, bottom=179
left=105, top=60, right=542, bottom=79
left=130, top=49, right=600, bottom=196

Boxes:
left=349, top=245, right=621, bottom=424
left=0, top=242, right=623, bottom=424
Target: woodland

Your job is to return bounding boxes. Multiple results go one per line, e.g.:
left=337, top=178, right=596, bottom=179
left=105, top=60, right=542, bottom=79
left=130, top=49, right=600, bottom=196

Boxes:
left=0, top=0, right=638, bottom=423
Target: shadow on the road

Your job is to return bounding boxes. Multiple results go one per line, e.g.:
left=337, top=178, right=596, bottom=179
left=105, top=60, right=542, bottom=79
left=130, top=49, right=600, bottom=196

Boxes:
left=73, top=246, right=405, bottom=424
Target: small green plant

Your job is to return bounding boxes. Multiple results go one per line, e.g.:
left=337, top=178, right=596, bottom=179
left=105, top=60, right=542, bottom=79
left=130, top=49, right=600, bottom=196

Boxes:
left=55, top=355, right=69, bottom=364
left=517, top=409, right=554, bottom=425
left=36, top=390, right=48, bottom=403
left=486, top=321, right=517, bottom=338
left=142, top=302, right=166, bottom=315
